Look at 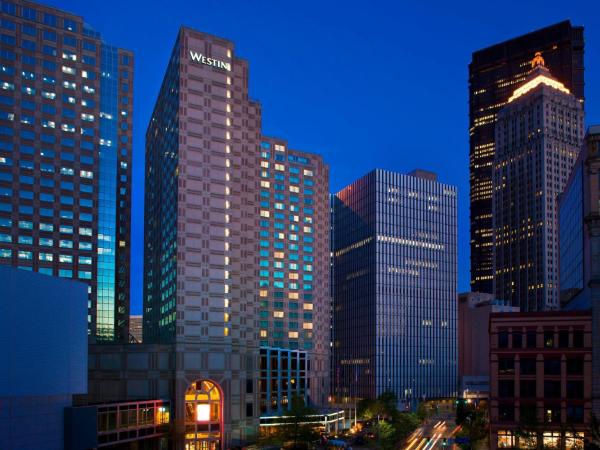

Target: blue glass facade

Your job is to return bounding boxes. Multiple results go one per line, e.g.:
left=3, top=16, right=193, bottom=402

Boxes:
left=559, top=162, right=584, bottom=305
left=333, top=169, right=458, bottom=407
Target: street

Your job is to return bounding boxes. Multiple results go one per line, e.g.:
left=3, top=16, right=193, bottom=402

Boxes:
left=403, top=418, right=462, bottom=450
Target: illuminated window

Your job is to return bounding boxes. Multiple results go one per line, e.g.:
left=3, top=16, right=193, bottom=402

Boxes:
left=185, top=380, right=222, bottom=447
left=497, top=431, right=515, bottom=448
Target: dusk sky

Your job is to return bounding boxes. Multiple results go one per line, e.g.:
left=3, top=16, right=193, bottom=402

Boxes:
left=49, top=0, right=600, bottom=315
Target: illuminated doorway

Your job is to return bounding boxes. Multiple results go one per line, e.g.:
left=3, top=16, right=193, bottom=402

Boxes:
left=185, top=380, right=223, bottom=450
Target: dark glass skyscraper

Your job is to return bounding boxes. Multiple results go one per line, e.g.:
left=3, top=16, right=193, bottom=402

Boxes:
left=333, top=169, right=457, bottom=408
left=0, top=0, right=133, bottom=342
left=469, top=21, right=584, bottom=294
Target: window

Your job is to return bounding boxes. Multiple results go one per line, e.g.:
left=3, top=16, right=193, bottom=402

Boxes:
left=498, top=405, right=514, bottom=422
left=63, top=19, right=77, bottom=32
left=520, top=380, right=537, bottom=399
left=526, top=330, right=537, bottom=348
left=44, top=13, right=57, bottom=26
left=22, top=6, right=37, bottom=21
left=567, top=406, right=584, bottom=423
left=520, top=358, right=536, bottom=376
left=567, top=381, right=584, bottom=399
left=573, top=329, right=584, bottom=348
left=498, top=358, right=514, bottom=375
left=544, top=358, right=561, bottom=376
left=544, top=330, right=555, bottom=348
left=558, top=329, right=569, bottom=348
left=498, top=380, right=514, bottom=398
left=544, top=380, right=561, bottom=398
left=567, top=358, right=584, bottom=376
left=544, top=405, right=561, bottom=423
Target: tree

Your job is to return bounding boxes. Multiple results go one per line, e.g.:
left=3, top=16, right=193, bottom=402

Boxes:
left=374, top=420, right=397, bottom=450
left=456, top=404, right=488, bottom=449
left=417, top=401, right=433, bottom=422
left=280, top=395, right=320, bottom=450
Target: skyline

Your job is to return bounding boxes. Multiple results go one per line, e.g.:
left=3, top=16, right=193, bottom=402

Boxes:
left=41, top=0, right=600, bottom=314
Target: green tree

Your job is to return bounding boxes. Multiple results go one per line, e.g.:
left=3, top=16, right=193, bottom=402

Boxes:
left=280, top=395, right=320, bottom=449
left=374, top=420, right=397, bottom=450
left=456, top=405, right=488, bottom=449
left=417, top=401, right=433, bottom=422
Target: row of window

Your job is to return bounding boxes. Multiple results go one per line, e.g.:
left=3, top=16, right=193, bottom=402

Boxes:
left=498, top=379, right=584, bottom=398
left=498, top=356, right=584, bottom=376
left=497, top=328, right=585, bottom=349
left=1, top=2, right=79, bottom=32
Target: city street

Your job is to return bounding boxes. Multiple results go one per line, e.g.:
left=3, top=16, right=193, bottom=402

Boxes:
left=403, top=418, right=462, bottom=450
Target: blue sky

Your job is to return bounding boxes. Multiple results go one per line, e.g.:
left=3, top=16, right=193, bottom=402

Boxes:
left=49, top=0, right=600, bottom=314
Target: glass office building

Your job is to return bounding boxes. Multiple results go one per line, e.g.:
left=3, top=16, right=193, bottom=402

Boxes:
left=559, top=162, right=584, bottom=305
left=0, top=0, right=133, bottom=342
left=333, top=169, right=458, bottom=408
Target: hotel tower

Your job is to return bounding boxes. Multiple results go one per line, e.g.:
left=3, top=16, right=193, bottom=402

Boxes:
left=143, top=27, right=330, bottom=448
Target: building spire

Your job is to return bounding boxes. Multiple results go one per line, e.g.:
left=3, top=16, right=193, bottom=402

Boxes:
left=508, top=51, right=570, bottom=102
left=531, top=51, right=545, bottom=68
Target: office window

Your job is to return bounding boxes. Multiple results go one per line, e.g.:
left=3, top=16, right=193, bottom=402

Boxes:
left=498, top=358, right=514, bottom=375
left=526, top=330, right=537, bottom=348
left=573, top=330, right=584, bottom=348
left=520, top=358, right=536, bottom=376
left=544, top=359, right=561, bottom=376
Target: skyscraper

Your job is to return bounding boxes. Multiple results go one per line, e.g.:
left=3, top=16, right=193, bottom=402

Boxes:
left=0, top=0, right=133, bottom=342
left=144, top=27, right=260, bottom=446
left=143, top=26, right=331, bottom=447
left=257, top=136, right=330, bottom=412
left=469, top=21, right=584, bottom=294
left=559, top=125, right=600, bottom=416
left=333, top=169, right=457, bottom=408
left=493, top=53, right=583, bottom=311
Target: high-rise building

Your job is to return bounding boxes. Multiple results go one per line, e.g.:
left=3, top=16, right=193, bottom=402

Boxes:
left=257, top=136, right=330, bottom=412
left=559, top=125, right=600, bottom=415
left=469, top=21, right=584, bottom=294
left=333, top=169, right=457, bottom=408
left=0, top=0, right=133, bottom=342
left=492, top=54, right=583, bottom=311
left=144, top=27, right=260, bottom=446
left=143, top=26, right=331, bottom=447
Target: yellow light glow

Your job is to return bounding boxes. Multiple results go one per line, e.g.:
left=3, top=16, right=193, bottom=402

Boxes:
left=196, top=404, right=210, bottom=422
left=508, top=74, right=570, bottom=103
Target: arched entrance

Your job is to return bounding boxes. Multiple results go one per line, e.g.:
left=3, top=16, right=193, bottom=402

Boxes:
left=184, top=380, right=223, bottom=450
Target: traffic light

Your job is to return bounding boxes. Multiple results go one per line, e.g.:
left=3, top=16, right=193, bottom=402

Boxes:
left=442, top=438, right=448, bottom=446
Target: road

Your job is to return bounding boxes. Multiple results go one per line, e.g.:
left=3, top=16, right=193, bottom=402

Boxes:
left=402, top=418, right=462, bottom=450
